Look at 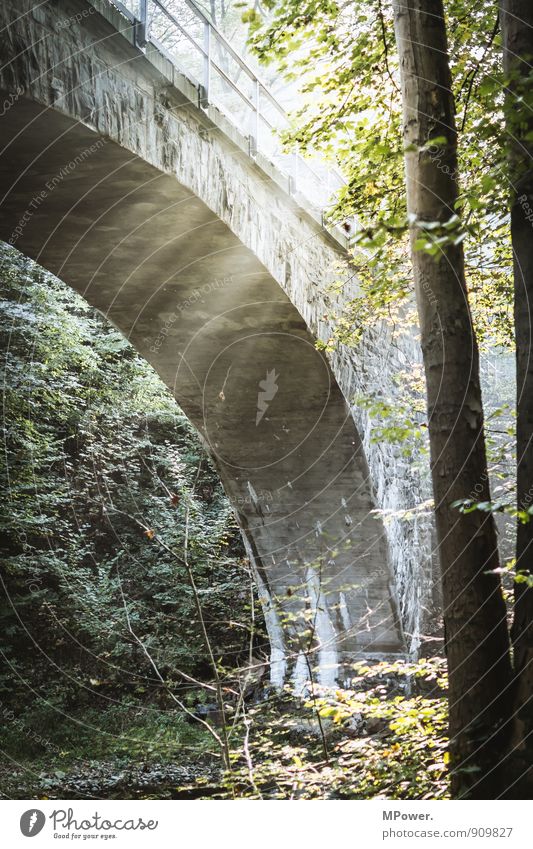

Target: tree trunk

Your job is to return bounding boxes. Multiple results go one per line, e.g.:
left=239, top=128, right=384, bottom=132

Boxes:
left=393, top=0, right=513, bottom=798
left=501, top=0, right=533, bottom=799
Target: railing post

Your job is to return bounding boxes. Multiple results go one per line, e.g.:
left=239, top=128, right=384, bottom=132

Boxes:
left=201, top=21, right=211, bottom=109
left=288, top=153, right=298, bottom=195
left=249, top=79, right=259, bottom=156
left=135, top=0, right=148, bottom=48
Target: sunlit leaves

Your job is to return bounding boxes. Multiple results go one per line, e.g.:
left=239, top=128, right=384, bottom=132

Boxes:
left=214, top=658, right=449, bottom=799
left=245, top=0, right=514, bottom=350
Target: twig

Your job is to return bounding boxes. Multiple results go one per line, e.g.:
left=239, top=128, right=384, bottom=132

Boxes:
left=115, top=562, right=225, bottom=751
left=183, top=461, right=234, bottom=780
left=106, top=499, right=238, bottom=782
left=241, top=565, right=262, bottom=796
left=459, top=13, right=500, bottom=132
left=242, top=703, right=262, bottom=798
left=301, top=556, right=330, bottom=763
left=377, top=0, right=400, bottom=94
left=304, top=651, right=330, bottom=763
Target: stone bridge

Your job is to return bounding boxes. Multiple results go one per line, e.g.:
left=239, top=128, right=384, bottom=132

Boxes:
left=0, top=0, right=435, bottom=685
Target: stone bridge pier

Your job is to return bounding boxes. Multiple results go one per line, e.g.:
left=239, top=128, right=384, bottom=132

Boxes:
left=0, top=0, right=411, bottom=685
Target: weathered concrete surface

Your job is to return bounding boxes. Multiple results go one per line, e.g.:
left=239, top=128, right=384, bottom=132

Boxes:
left=0, top=0, right=433, bottom=680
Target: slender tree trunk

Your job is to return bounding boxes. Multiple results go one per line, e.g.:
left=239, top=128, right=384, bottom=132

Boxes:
left=501, top=0, right=533, bottom=799
left=393, top=0, right=513, bottom=798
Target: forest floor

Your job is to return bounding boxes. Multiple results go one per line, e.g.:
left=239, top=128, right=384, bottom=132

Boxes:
left=0, top=660, right=450, bottom=800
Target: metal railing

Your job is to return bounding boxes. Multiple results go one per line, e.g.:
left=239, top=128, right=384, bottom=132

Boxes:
left=108, top=0, right=346, bottom=220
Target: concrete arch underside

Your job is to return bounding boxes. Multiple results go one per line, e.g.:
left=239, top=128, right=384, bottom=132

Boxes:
left=0, top=0, right=405, bottom=685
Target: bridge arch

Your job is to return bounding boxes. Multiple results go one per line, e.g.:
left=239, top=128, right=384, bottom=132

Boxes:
left=0, top=0, right=409, bottom=683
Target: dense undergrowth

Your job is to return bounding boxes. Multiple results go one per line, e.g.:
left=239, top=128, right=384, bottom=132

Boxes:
left=0, top=244, right=265, bottom=784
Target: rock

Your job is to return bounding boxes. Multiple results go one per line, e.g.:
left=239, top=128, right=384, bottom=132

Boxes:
left=364, top=716, right=391, bottom=736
